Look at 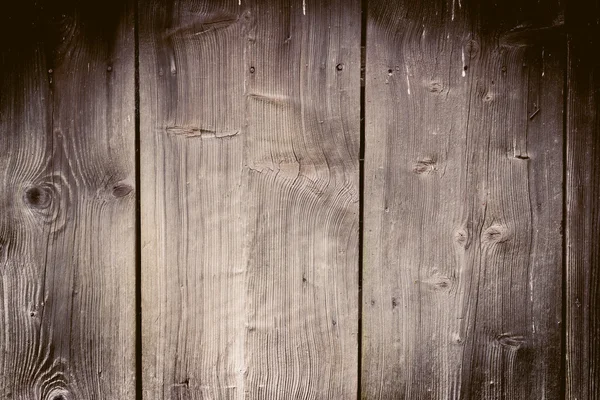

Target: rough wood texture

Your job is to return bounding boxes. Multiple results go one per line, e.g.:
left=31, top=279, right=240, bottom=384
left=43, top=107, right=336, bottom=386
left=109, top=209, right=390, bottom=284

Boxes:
left=362, top=0, right=564, bottom=398
left=0, top=1, right=136, bottom=399
left=566, top=0, right=600, bottom=398
left=139, top=0, right=360, bottom=398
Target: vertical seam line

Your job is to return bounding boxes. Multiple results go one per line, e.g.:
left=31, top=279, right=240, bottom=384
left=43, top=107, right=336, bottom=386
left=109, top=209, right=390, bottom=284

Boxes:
left=358, top=0, right=367, bottom=398
left=134, top=0, right=142, bottom=398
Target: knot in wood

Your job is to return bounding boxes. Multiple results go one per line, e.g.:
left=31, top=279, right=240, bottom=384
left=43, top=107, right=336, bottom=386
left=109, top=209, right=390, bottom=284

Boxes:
left=428, top=81, right=443, bottom=93
left=112, top=182, right=133, bottom=198
left=413, top=158, right=438, bottom=174
left=423, top=272, right=453, bottom=291
left=47, top=390, right=70, bottom=400
left=483, top=92, right=494, bottom=102
left=495, top=333, right=525, bottom=349
left=24, top=185, right=53, bottom=209
left=24, top=174, right=71, bottom=232
left=452, top=333, right=464, bottom=345
left=465, top=39, right=480, bottom=59
left=454, top=228, right=470, bottom=249
left=482, top=224, right=509, bottom=244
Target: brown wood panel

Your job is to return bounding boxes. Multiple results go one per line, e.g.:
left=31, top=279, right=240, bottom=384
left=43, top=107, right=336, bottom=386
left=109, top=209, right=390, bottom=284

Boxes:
left=139, top=0, right=360, bottom=398
left=362, top=0, right=564, bottom=398
left=0, top=1, right=136, bottom=398
left=566, top=0, right=600, bottom=398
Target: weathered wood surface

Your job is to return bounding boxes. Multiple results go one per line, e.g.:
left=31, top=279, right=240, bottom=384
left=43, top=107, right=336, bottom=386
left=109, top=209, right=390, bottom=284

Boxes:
left=362, top=0, right=564, bottom=398
left=0, top=1, right=136, bottom=399
left=566, top=0, right=600, bottom=398
left=139, top=0, right=360, bottom=398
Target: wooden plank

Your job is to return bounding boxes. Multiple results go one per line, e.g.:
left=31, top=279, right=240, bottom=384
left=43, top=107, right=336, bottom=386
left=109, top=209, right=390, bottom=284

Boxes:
left=565, top=0, right=600, bottom=398
left=139, top=0, right=360, bottom=398
left=362, top=0, right=564, bottom=398
left=0, top=1, right=136, bottom=398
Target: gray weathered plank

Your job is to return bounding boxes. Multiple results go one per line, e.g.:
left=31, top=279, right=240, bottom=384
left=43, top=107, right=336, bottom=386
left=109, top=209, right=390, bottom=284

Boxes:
left=0, top=1, right=136, bottom=398
left=139, top=0, right=360, bottom=398
left=362, top=0, right=564, bottom=398
left=565, top=0, right=600, bottom=398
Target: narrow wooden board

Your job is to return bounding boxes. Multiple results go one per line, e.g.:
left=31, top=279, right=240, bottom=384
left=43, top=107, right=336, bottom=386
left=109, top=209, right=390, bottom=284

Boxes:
left=139, top=0, right=360, bottom=398
left=565, top=0, right=600, bottom=398
left=362, top=0, right=564, bottom=398
left=0, top=1, right=136, bottom=398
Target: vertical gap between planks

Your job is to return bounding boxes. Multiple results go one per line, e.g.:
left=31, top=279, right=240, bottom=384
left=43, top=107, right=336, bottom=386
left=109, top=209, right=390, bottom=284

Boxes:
left=134, top=0, right=142, bottom=398
left=358, top=0, right=368, bottom=398
left=560, top=30, right=570, bottom=400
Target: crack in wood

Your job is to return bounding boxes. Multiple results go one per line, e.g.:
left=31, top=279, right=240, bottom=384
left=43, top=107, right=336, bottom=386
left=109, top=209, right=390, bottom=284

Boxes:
left=165, top=126, right=240, bottom=139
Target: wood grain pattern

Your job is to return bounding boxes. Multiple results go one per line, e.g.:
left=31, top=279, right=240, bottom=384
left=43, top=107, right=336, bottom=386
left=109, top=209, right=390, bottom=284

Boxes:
left=566, top=0, right=600, bottom=398
left=362, top=0, right=564, bottom=398
left=139, top=0, right=360, bottom=398
left=0, top=1, right=136, bottom=398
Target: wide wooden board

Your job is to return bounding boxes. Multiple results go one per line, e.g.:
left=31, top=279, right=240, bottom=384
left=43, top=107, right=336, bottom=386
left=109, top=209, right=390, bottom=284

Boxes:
left=0, top=1, right=136, bottom=398
left=139, top=0, right=361, bottom=398
left=362, top=0, right=564, bottom=398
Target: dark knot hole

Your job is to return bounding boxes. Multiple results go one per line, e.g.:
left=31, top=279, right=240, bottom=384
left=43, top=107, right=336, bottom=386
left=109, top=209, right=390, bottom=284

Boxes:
left=24, top=186, right=52, bottom=209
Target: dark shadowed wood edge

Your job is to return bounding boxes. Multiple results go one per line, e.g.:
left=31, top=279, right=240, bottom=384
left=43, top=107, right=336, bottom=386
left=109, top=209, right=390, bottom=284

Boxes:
left=565, top=0, right=600, bottom=398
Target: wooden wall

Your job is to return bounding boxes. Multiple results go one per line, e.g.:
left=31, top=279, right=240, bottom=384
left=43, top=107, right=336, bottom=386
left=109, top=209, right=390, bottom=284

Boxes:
left=0, top=0, right=598, bottom=399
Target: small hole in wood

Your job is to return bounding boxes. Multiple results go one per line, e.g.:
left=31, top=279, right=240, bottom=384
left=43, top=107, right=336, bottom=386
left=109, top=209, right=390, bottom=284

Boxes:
left=336, top=63, right=344, bottom=71
left=249, top=66, right=255, bottom=73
